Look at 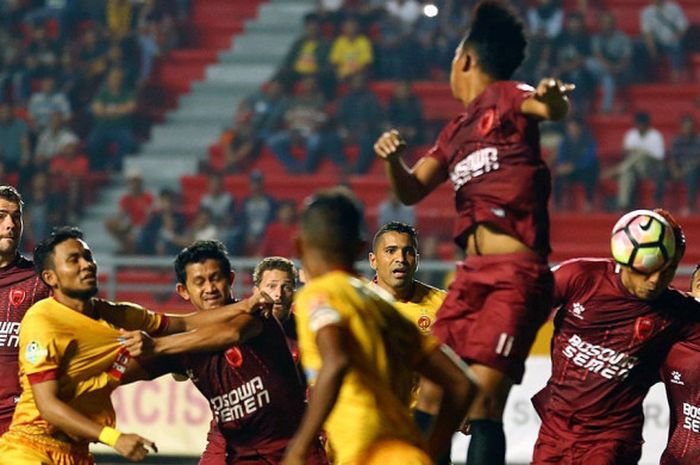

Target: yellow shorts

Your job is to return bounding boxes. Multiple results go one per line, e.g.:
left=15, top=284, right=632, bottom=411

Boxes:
left=0, top=432, right=94, bottom=465
left=349, top=439, right=434, bottom=465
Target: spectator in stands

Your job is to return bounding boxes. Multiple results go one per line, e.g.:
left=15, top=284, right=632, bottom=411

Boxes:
left=248, top=78, right=289, bottom=141
left=378, top=189, right=415, bottom=227
left=34, top=110, right=79, bottom=168
left=415, top=233, right=445, bottom=287
left=267, top=76, right=346, bottom=173
left=526, top=0, right=564, bottom=40
left=104, top=40, right=139, bottom=89
left=86, top=67, right=137, bottom=172
left=669, top=115, right=700, bottom=215
left=641, top=0, right=688, bottom=82
left=48, top=136, right=89, bottom=181
left=216, top=101, right=259, bottom=173
left=615, top=112, right=666, bottom=210
left=104, top=169, right=154, bottom=254
left=136, top=21, right=160, bottom=85
left=0, top=101, right=31, bottom=176
left=138, top=188, right=187, bottom=255
left=28, top=75, right=71, bottom=133
left=329, top=16, right=374, bottom=81
left=375, top=8, right=415, bottom=80
left=385, top=0, right=422, bottom=31
left=23, top=171, right=63, bottom=250
left=78, top=26, right=109, bottom=90
left=552, top=11, right=595, bottom=113
left=241, top=170, right=277, bottom=254
left=106, top=0, right=135, bottom=39
left=387, top=80, right=424, bottom=145
left=24, top=22, right=61, bottom=80
left=585, top=11, right=633, bottom=114
left=56, top=49, right=85, bottom=110
left=187, top=208, right=219, bottom=242
left=199, top=173, right=234, bottom=224
left=553, top=117, right=599, bottom=212
left=336, top=72, right=384, bottom=174
left=281, top=13, right=332, bottom=95
left=0, top=36, right=29, bottom=103
left=259, top=200, right=298, bottom=258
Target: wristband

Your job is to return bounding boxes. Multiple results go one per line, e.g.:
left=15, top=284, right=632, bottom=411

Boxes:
left=98, top=426, right=122, bottom=448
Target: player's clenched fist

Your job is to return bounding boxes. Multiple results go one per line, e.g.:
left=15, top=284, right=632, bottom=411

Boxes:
left=534, top=78, right=575, bottom=104
left=114, top=433, right=157, bottom=461
left=374, top=129, right=406, bottom=160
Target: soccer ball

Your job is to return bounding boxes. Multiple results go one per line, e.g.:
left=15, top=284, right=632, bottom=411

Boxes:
left=610, top=209, right=677, bottom=274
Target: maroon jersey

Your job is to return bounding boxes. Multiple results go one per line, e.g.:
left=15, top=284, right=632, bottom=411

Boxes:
left=426, top=81, right=550, bottom=256
left=143, top=316, right=314, bottom=462
left=532, top=258, right=697, bottom=443
left=0, top=255, right=50, bottom=434
left=660, top=324, right=700, bottom=465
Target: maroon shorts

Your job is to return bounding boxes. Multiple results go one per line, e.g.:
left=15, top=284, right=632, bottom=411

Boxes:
left=532, top=428, right=642, bottom=465
left=199, top=420, right=227, bottom=465
left=431, top=252, right=553, bottom=383
left=226, top=440, right=328, bottom=465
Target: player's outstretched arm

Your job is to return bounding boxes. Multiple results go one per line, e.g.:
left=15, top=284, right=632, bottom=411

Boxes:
left=163, top=290, right=272, bottom=334
left=31, top=379, right=157, bottom=461
left=415, top=345, right=479, bottom=459
left=521, top=78, right=575, bottom=122
left=374, top=129, right=448, bottom=205
left=120, top=312, right=264, bottom=357
left=283, top=324, right=350, bottom=465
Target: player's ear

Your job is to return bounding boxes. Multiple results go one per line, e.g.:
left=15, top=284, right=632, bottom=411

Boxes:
left=175, top=282, right=191, bottom=302
left=462, top=51, right=472, bottom=73
left=368, top=252, right=377, bottom=270
left=229, top=270, right=236, bottom=286
left=41, top=269, right=57, bottom=288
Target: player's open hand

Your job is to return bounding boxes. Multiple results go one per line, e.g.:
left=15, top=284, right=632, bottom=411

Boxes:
left=244, top=290, right=274, bottom=318
left=535, top=78, right=575, bottom=104
left=114, top=433, right=157, bottom=461
left=118, top=330, right=154, bottom=357
left=374, top=129, right=406, bottom=161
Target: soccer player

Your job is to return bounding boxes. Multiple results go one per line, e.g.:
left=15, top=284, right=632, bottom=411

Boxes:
left=368, top=221, right=449, bottom=463
left=531, top=209, right=697, bottom=465
left=373, top=2, right=573, bottom=463
left=0, top=186, right=51, bottom=436
left=0, top=229, right=268, bottom=464
left=282, top=189, right=477, bottom=465
left=253, top=256, right=298, bottom=340
left=121, top=242, right=327, bottom=465
left=658, top=264, right=700, bottom=465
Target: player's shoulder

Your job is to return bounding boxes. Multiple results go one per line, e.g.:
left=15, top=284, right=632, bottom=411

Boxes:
left=22, top=297, right=57, bottom=322
left=414, top=280, right=446, bottom=302
left=553, top=257, right=614, bottom=275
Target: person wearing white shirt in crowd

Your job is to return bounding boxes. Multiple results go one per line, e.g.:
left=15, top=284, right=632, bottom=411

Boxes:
left=378, top=189, right=415, bottom=227
left=34, top=111, right=79, bottom=166
left=641, top=0, right=688, bottom=81
left=386, top=0, right=422, bottom=32
left=616, top=111, right=666, bottom=210
left=27, top=76, right=71, bottom=133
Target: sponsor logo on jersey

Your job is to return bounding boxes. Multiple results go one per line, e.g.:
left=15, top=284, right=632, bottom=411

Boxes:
left=9, top=288, right=26, bottom=307
left=450, top=147, right=500, bottom=191
left=0, top=322, right=20, bottom=348
left=683, top=402, right=700, bottom=433
left=671, top=370, right=685, bottom=385
left=210, top=376, right=271, bottom=424
left=25, top=340, right=49, bottom=365
left=571, top=302, right=585, bottom=320
left=562, top=334, right=639, bottom=380
left=634, top=317, right=655, bottom=341
left=225, top=347, right=244, bottom=368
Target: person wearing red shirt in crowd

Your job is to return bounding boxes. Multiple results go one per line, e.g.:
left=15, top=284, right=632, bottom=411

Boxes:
left=659, top=264, right=700, bottom=465
left=531, top=209, right=698, bottom=465
left=259, top=201, right=298, bottom=259
left=0, top=186, right=51, bottom=436
left=373, top=2, right=573, bottom=463
left=104, top=169, right=154, bottom=254
left=121, top=241, right=327, bottom=465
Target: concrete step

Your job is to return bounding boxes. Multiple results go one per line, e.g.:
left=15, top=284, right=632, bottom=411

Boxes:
left=205, top=63, right=277, bottom=85
left=123, top=157, right=199, bottom=180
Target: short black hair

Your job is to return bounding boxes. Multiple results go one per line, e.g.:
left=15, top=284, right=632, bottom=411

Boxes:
left=372, top=222, right=418, bottom=252
left=634, top=112, right=650, bottom=125
left=33, top=226, right=84, bottom=275
left=300, top=188, right=366, bottom=262
left=461, top=0, right=527, bottom=80
left=253, top=256, right=298, bottom=287
left=0, top=185, right=23, bottom=208
left=174, top=240, right=232, bottom=284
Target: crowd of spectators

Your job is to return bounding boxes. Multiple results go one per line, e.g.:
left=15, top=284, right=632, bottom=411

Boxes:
left=0, top=0, right=190, bottom=253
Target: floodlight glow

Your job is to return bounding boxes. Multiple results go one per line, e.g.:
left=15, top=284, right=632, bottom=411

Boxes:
left=423, top=4, right=438, bottom=17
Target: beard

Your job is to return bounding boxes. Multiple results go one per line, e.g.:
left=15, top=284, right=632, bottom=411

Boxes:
left=63, top=285, right=99, bottom=300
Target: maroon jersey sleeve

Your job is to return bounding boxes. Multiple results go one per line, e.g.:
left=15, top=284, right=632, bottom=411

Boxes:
left=661, top=324, right=700, bottom=465
left=0, top=256, right=51, bottom=433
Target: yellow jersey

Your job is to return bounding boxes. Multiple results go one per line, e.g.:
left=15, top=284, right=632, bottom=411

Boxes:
left=371, top=280, right=445, bottom=335
left=329, top=35, right=373, bottom=79
left=9, top=297, right=164, bottom=444
left=295, top=271, right=440, bottom=465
